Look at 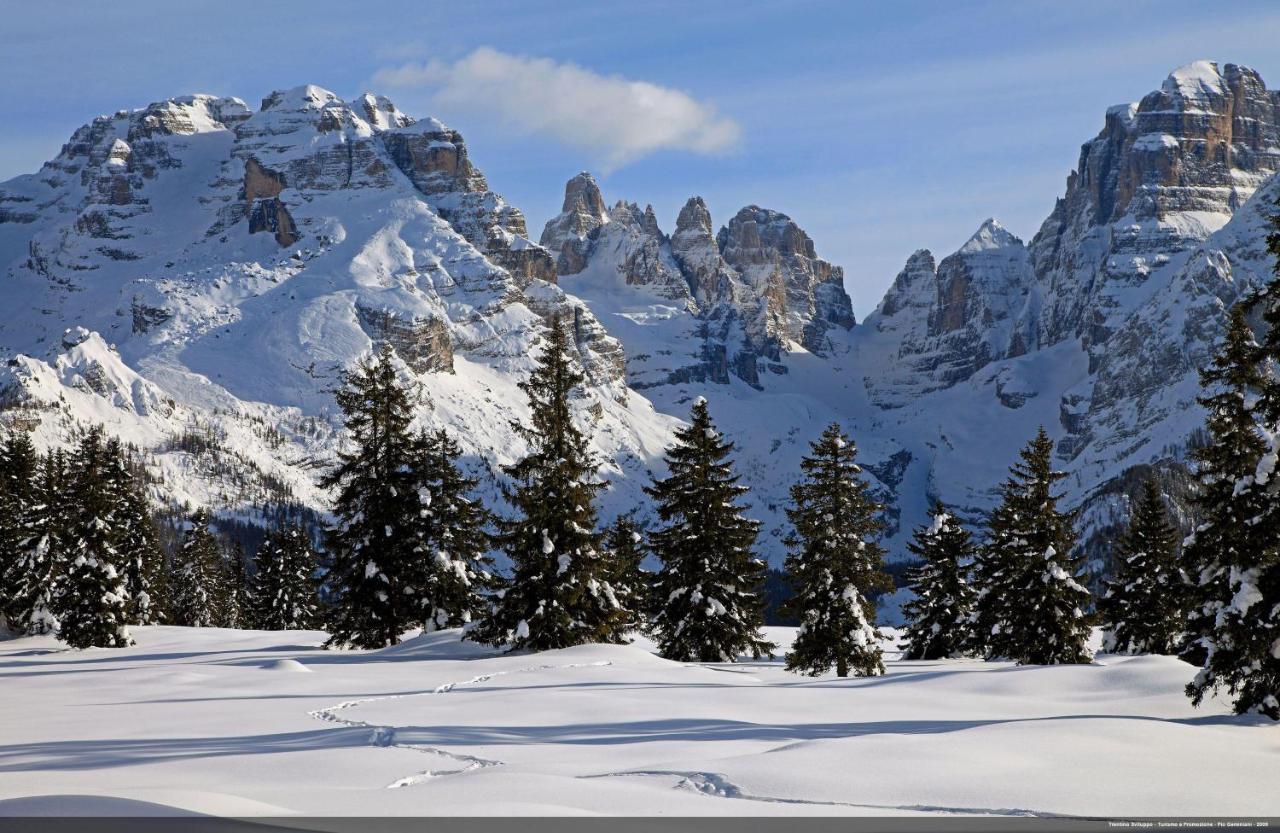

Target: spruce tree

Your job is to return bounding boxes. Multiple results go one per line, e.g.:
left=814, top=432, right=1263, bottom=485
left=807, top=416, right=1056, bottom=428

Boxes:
left=1179, top=307, right=1267, bottom=670
left=170, top=509, right=223, bottom=628
left=970, top=427, right=1092, bottom=665
left=322, top=344, right=421, bottom=648
left=1, top=438, right=63, bottom=635
left=900, top=503, right=976, bottom=661
left=54, top=428, right=133, bottom=648
left=221, top=542, right=248, bottom=628
left=471, top=316, right=627, bottom=650
left=106, top=448, right=166, bottom=625
left=249, top=525, right=320, bottom=630
left=781, top=423, right=889, bottom=676
left=1183, top=215, right=1280, bottom=718
left=0, top=432, right=39, bottom=631
left=406, top=429, right=493, bottom=631
left=1099, top=478, right=1183, bottom=655
left=647, top=398, right=774, bottom=663
left=603, top=513, right=649, bottom=630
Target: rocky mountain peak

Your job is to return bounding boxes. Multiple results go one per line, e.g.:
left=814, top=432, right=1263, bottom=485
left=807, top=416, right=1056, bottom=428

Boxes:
left=960, top=218, right=1020, bottom=253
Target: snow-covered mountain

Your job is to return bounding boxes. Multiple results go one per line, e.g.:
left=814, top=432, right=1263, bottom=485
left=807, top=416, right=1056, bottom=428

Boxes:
left=0, top=86, right=676, bottom=528
left=2, top=61, right=1279, bottom=578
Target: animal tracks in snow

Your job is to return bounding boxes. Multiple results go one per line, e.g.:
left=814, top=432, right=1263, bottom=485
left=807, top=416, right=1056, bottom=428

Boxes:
left=307, top=660, right=614, bottom=789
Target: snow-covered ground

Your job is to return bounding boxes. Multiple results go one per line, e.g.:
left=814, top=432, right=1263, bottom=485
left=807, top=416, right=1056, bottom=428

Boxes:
left=0, top=626, right=1275, bottom=818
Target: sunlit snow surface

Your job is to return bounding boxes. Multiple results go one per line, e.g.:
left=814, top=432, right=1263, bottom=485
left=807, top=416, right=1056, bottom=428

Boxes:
left=0, top=626, right=1273, bottom=818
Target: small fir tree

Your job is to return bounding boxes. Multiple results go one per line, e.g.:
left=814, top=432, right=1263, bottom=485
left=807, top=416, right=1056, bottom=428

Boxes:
left=970, top=427, right=1092, bottom=665
left=406, top=429, right=493, bottom=631
left=54, top=428, right=133, bottom=648
left=221, top=542, right=249, bottom=628
left=1, top=439, right=63, bottom=635
left=0, top=432, right=40, bottom=631
left=900, top=503, right=976, bottom=660
left=471, top=316, right=628, bottom=650
left=106, top=449, right=166, bottom=625
left=1099, top=478, right=1184, bottom=655
left=322, top=345, right=421, bottom=648
left=603, top=513, right=649, bottom=630
left=170, top=509, right=223, bottom=628
left=781, top=423, right=890, bottom=676
left=647, top=398, right=774, bottom=663
left=249, top=526, right=320, bottom=630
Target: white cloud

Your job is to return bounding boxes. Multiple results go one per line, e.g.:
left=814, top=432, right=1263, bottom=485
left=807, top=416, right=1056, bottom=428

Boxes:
left=373, top=48, right=741, bottom=169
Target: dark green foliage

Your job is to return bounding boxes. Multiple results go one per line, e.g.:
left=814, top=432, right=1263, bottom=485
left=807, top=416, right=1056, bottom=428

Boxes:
left=0, top=436, right=62, bottom=635
left=1180, top=307, right=1267, bottom=671
left=322, top=345, right=421, bottom=649
left=221, top=542, right=248, bottom=628
left=471, top=316, right=628, bottom=650
left=170, top=508, right=224, bottom=628
left=249, top=525, right=320, bottom=630
left=647, top=398, right=773, bottom=663
left=970, top=427, right=1091, bottom=665
left=1099, top=479, right=1184, bottom=655
left=900, top=503, right=976, bottom=661
left=781, top=423, right=889, bottom=677
left=106, top=451, right=166, bottom=625
left=53, top=428, right=133, bottom=648
left=603, top=513, right=649, bottom=629
left=406, top=429, right=493, bottom=631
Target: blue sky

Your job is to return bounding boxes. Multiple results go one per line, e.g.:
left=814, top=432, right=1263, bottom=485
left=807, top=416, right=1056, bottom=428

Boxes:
left=3, top=0, right=1279, bottom=316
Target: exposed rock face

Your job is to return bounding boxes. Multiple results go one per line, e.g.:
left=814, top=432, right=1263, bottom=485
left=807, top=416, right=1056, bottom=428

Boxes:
left=355, top=306, right=454, bottom=373
left=539, top=172, right=608, bottom=275
left=718, top=206, right=855, bottom=353
left=863, top=219, right=1032, bottom=407
left=542, top=174, right=856, bottom=390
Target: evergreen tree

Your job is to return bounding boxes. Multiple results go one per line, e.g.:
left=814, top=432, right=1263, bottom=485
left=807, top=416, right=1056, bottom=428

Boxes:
left=406, top=429, right=493, bottom=631
left=471, top=316, right=627, bottom=650
left=106, top=447, right=166, bottom=625
left=1183, top=215, right=1280, bottom=718
left=781, top=423, right=889, bottom=676
left=970, top=427, right=1092, bottom=665
left=900, top=503, right=976, bottom=661
left=221, top=542, right=248, bottom=628
left=647, top=398, right=774, bottom=663
left=249, top=526, right=320, bottom=630
left=54, top=428, right=133, bottom=648
left=1, top=438, right=62, bottom=635
left=170, top=509, right=223, bottom=628
left=1099, top=478, right=1184, bottom=655
left=1179, top=307, right=1267, bottom=669
left=0, top=432, right=39, bottom=631
left=603, top=513, right=649, bottom=630
left=322, top=344, right=421, bottom=648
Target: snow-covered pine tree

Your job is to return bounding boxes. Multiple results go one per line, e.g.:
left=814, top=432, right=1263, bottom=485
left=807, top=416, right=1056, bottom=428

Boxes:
left=105, top=445, right=166, bottom=625
left=1099, top=478, right=1183, bottom=655
left=970, top=427, right=1092, bottom=665
left=0, top=431, right=39, bottom=632
left=603, top=513, right=649, bottom=630
left=322, top=344, right=421, bottom=649
left=1183, top=215, right=1280, bottom=718
left=780, top=423, right=889, bottom=676
left=1179, top=306, right=1267, bottom=671
left=900, top=503, right=976, bottom=661
left=170, top=509, right=223, bottom=628
left=7, top=451, right=68, bottom=635
left=406, top=428, right=493, bottom=631
left=249, top=525, right=320, bottom=630
left=221, top=542, right=249, bottom=628
left=54, top=428, right=133, bottom=648
left=647, top=398, right=774, bottom=663
left=471, top=315, right=627, bottom=651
